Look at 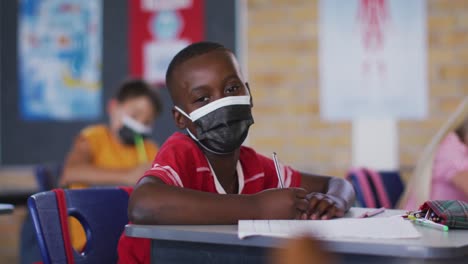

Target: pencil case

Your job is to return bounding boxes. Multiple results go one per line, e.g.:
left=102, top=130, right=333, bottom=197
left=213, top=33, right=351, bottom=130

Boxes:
left=419, top=200, right=468, bottom=229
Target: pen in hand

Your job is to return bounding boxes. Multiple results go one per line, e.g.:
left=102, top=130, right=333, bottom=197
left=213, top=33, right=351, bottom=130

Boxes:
left=272, top=152, right=284, bottom=188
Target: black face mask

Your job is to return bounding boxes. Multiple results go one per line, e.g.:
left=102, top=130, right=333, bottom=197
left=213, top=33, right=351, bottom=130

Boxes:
left=118, top=126, right=150, bottom=145
left=118, top=115, right=152, bottom=145
left=175, top=92, right=254, bottom=155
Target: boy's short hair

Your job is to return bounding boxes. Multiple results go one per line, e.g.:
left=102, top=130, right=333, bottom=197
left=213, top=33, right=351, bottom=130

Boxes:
left=115, top=79, right=163, bottom=116
left=165, top=41, right=231, bottom=99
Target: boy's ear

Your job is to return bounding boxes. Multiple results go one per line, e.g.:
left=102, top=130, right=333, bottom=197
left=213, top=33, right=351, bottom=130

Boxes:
left=107, top=99, right=118, bottom=115
left=172, top=107, right=187, bottom=129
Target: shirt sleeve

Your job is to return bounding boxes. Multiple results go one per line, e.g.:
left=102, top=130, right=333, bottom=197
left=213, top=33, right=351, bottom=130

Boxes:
left=433, top=133, right=468, bottom=181
left=138, top=139, right=195, bottom=187
left=79, top=125, right=104, bottom=160
left=256, top=153, right=302, bottom=188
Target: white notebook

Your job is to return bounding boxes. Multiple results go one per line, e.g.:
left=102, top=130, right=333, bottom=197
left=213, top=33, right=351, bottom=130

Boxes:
left=238, top=217, right=421, bottom=239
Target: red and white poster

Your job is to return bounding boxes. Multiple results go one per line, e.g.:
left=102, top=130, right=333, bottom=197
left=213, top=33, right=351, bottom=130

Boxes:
left=129, top=0, right=204, bottom=84
left=319, top=0, right=427, bottom=120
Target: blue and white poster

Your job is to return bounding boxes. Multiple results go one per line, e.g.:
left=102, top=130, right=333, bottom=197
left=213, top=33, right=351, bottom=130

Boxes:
left=19, top=0, right=102, bottom=120
left=319, top=0, right=427, bottom=120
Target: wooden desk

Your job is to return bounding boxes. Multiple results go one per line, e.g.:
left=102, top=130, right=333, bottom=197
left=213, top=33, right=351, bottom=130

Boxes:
left=0, top=203, right=14, bottom=215
left=126, top=208, right=468, bottom=264
left=0, top=165, right=38, bottom=205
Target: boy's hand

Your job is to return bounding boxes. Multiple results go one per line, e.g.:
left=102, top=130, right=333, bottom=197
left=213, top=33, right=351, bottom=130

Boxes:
left=253, top=188, right=309, bottom=219
left=302, top=192, right=346, bottom=220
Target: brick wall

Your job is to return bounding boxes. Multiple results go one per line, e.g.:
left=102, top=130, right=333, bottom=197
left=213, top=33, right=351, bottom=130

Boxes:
left=247, top=0, right=468, bottom=178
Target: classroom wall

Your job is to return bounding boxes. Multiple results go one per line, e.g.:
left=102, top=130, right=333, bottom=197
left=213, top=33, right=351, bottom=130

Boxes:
left=0, top=0, right=237, bottom=165
left=246, top=0, right=468, bottom=178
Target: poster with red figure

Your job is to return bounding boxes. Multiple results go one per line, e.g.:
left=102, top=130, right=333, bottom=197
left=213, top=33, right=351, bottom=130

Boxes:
left=129, top=0, right=204, bottom=84
left=319, top=0, right=427, bottom=120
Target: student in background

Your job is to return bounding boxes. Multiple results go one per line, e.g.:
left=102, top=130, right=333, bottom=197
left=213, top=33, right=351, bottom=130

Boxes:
left=61, top=78, right=162, bottom=251
left=60, top=79, right=162, bottom=187
left=400, top=96, right=468, bottom=209
left=20, top=79, right=162, bottom=263
left=118, top=42, right=355, bottom=263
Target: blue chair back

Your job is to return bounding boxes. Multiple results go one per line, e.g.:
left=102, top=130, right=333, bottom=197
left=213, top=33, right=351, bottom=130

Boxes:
left=28, top=187, right=131, bottom=264
left=20, top=164, right=63, bottom=264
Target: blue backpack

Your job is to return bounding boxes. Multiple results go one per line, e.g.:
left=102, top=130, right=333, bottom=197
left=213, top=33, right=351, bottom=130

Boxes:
left=346, top=168, right=404, bottom=208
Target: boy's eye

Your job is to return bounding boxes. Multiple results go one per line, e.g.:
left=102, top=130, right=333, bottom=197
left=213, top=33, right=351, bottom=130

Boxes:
left=194, top=96, right=210, bottom=103
left=226, top=85, right=240, bottom=94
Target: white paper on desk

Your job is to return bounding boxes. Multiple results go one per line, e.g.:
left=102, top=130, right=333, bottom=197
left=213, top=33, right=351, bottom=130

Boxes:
left=238, top=217, right=421, bottom=239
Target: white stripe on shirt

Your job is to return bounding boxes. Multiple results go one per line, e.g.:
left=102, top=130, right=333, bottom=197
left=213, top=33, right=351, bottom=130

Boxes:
left=196, top=167, right=210, bottom=172
left=244, top=173, right=265, bottom=184
left=151, top=164, right=184, bottom=187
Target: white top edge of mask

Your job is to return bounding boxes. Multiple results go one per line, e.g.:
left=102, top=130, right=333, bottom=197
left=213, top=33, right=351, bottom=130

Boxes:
left=189, top=95, right=251, bottom=121
left=122, top=115, right=152, bottom=134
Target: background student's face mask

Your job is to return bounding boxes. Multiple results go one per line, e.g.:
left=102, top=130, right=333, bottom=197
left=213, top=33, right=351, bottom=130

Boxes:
left=118, top=115, right=152, bottom=145
left=175, top=90, right=254, bottom=155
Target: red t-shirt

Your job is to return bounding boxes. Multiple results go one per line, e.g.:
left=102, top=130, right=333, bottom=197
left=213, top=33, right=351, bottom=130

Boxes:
left=118, top=132, right=301, bottom=263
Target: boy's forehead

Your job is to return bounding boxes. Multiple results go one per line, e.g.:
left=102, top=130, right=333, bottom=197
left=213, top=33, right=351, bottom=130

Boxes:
left=173, top=51, right=242, bottom=89
left=119, top=96, right=158, bottom=116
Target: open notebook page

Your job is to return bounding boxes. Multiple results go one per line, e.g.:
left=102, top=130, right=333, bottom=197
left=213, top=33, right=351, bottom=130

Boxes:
left=238, top=217, right=421, bottom=239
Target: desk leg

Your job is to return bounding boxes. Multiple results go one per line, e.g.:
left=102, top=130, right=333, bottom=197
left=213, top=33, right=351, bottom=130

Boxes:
left=150, top=239, right=268, bottom=264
